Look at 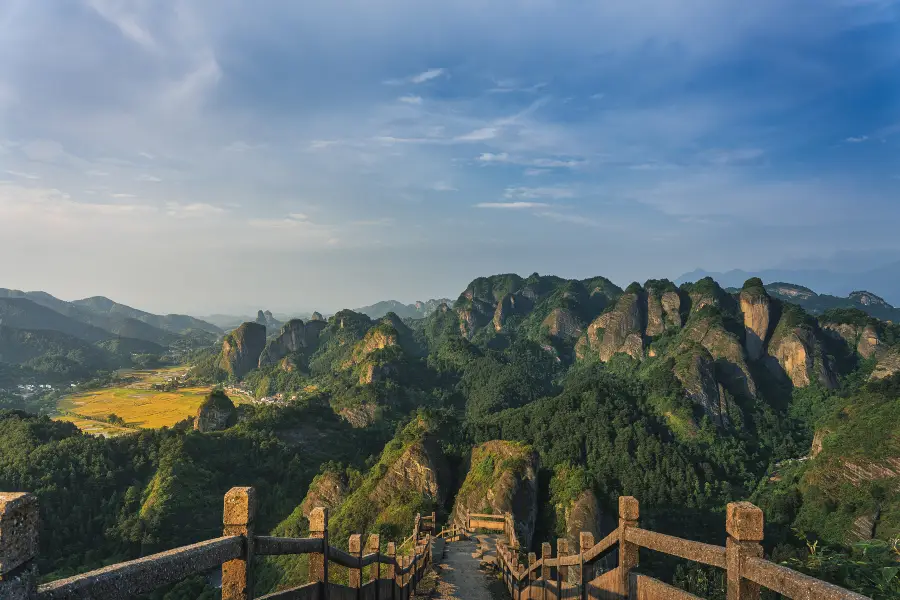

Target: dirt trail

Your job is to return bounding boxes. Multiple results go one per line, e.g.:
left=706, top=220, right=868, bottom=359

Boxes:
left=429, top=535, right=500, bottom=600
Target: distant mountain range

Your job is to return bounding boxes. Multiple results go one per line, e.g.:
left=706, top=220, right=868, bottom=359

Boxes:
left=353, top=298, right=452, bottom=320
left=676, top=260, right=900, bottom=306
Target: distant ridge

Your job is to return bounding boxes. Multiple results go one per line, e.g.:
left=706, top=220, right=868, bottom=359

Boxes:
left=353, top=298, right=452, bottom=320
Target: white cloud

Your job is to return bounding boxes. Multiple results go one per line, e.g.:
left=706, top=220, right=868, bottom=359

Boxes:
left=139, top=152, right=155, bottom=159
left=6, top=170, right=40, bottom=180
left=224, top=141, right=264, bottom=152
left=845, top=135, right=868, bottom=143
left=165, top=202, right=227, bottom=218
left=477, top=152, right=510, bottom=162
left=111, top=193, right=136, bottom=198
left=504, top=186, right=576, bottom=200
left=456, top=127, right=499, bottom=141
left=86, top=0, right=156, bottom=48
left=524, top=168, right=547, bottom=176
left=136, top=174, right=162, bottom=182
left=534, top=211, right=598, bottom=226
left=704, top=148, right=765, bottom=164
left=432, top=182, right=457, bottom=192
left=475, top=202, right=551, bottom=209
left=410, top=68, right=446, bottom=84
left=399, top=95, right=423, bottom=104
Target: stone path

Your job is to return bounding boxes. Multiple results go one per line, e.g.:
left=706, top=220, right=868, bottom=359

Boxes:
left=429, top=535, right=500, bottom=600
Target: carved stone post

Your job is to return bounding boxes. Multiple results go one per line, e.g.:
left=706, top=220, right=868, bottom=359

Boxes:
left=0, top=493, right=38, bottom=600
left=368, top=534, right=381, bottom=600
left=349, top=534, right=363, bottom=598
left=222, top=487, right=256, bottom=600
left=309, top=507, right=329, bottom=600
left=579, top=531, right=594, bottom=600
left=557, top=538, right=569, bottom=594
left=386, top=542, right=396, bottom=600
left=618, top=496, right=639, bottom=597
left=726, top=502, right=763, bottom=600
left=529, top=551, right=537, bottom=591
left=541, top=542, right=552, bottom=600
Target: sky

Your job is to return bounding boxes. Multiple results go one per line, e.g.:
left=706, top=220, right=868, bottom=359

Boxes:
left=1, top=0, right=899, bottom=315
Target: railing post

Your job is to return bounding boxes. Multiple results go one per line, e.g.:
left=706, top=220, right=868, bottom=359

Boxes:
left=349, top=534, right=363, bottom=599
left=368, top=534, right=381, bottom=600
left=529, top=551, right=537, bottom=591
left=310, top=507, right=330, bottom=600
left=222, top=487, right=255, bottom=600
left=541, top=542, right=552, bottom=600
left=386, top=541, right=396, bottom=600
left=618, top=496, right=639, bottom=597
left=557, top=538, right=569, bottom=592
left=579, top=531, right=594, bottom=600
left=0, top=493, right=38, bottom=600
left=726, top=502, right=763, bottom=600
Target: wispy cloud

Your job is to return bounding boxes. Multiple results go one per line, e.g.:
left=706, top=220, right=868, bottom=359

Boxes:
left=475, top=202, right=551, bottom=209
left=845, top=135, right=868, bottom=143
left=534, top=211, right=598, bottom=226
left=136, top=174, right=162, bottom=182
left=456, top=127, right=499, bottom=141
left=223, top=141, right=265, bottom=152
left=432, top=182, right=457, bottom=192
left=165, top=202, right=227, bottom=218
left=6, top=170, right=40, bottom=180
left=410, top=68, right=446, bottom=84
left=110, top=192, right=136, bottom=199
left=504, top=186, right=576, bottom=200
left=703, top=148, right=765, bottom=164
left=399, top=95, right=423, bottom=104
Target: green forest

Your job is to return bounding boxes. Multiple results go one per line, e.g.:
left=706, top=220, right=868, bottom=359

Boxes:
left=2, top=273, right=899, bottom=599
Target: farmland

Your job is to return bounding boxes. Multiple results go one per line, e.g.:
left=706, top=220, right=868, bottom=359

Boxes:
left=54, top=366, right=251, bottom=435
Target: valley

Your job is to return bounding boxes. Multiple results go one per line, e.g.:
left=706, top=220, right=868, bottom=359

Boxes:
left=53, top=366, right=255, bottom=435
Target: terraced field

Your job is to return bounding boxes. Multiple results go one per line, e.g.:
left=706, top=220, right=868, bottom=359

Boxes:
left=54, top=366, right=252, bottom=435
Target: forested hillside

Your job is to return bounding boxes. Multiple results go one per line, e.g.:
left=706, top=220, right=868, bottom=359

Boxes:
left=3, top=272, right=899, bottom=599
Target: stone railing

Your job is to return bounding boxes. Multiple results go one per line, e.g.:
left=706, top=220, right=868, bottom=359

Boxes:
left=0, top=488, right=433, bottom=600
left=494, top=497, right=871, bottom=600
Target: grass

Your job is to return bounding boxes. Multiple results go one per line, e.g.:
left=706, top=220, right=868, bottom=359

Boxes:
left=53, top=366, right=251, bottom=434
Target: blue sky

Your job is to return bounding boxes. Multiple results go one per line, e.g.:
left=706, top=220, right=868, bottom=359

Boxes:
left=1, top=0, right=899, bottom=314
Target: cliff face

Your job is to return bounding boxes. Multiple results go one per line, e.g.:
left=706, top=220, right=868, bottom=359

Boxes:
left=871, top=349, right=900, bottom=380
left=542, top=308, right=582, bottom=340
left=220, top=322, right=267, bottom=378
left=194, top=390, right=236, bottom=432
left=645, top=282, right=682, bottom=336
left=451, top=440, right=539, bottom=548
left=493, top=294, right=518, bottom=332
left=768, top=319, right=836, bottom=389
left=258, top=319, right=325, bottom=368
left=681, top=314, right=757, bottom=399
left=457, top=298, right=494, bottom=339
left=578, top=292, right=644, bottom=362
left=299, top=471, right=349, bottom=518
left=739, top=283, right=772, bottom=361
left=673, top=342, right=740, bottom=427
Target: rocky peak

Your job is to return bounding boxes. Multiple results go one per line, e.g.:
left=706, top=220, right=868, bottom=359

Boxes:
left=739, top=278, right=772, bottom=361
left=850, top=291, right=890, bottom=307
left=644, top=280, right=682, bottom=336
left=493, top=294, right=517, bottom=332
left=194, top=390, right=236, bottom=432
left=258, top=319, right=325, bottom=368
left=577, top=291, right=645, bottom=362
left=767, top=305, right=836, bottom=389
left=299, top=471, right=349, bottom=518
left=673, top=341, right=740, bottom=427
left=310, top=311, right=324, bottom=321
left=220, top=322, right=267, bottom=378
left=450, top=440, right=539, bottom=548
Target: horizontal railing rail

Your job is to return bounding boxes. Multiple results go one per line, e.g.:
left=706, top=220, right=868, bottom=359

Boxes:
left=0, top=488, right=435, bottom=600
left=493, top=497, right=871, bottom=600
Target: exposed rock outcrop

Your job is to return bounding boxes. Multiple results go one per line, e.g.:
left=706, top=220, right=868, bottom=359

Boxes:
left=739, top=279, right=772, bottom=361
left=310, top=311, right=325, bottom=321
left=681, top=314, right=757, bottom=399
left=577, top=292, right=644, bottom=362
left=299, top=471, right=349, bottom=518
left=673, top=342, right=739, bottom=427
left=644, top=281, right=682, bottom=336
left=220, top=322, right=266, bottom=378
left=457, top=298, right=494, bottom=339
left=451, top=440, right=539, bottom=548
left=768, top=321, right=836, bottom=389
left=822, top=321, right=882, bottom=360
left=542, top=308, right=582, bottom=340
left=258, top=319, right=324, bottom=367
left=493, top=294, right=519, bottom=332
left=871, top=349, right=900, bottom=380
left=194, top=390, right=236, bottom=432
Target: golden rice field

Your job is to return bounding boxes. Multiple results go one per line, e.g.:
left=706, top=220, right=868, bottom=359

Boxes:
left=54, top=366, right=252, bottom=435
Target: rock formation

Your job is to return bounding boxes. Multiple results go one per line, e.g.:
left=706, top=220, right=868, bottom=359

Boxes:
left=673, top=342, right=739, bottom=427
left=577, top=291, right=645, bottom=362
left=310, top=311, right=324, bottom=321
left=493, top=294, right=518, bottom=332
left=767, top=310, right=836, bottom=389
left=644, top=280, right=682, bottom=336
left=450, top=440, right=539, bottom=548
left=871, top=349, right=900, bottom=380
left=299, top=471, right=349, bottom=518
left=194, top=390, right=236, bottom=432
left=542, top=308, right=582, bottom=340
left=681, top=314, right=757, bottom=399
left=259, top=319, right=313, bottom=367
left=220, top=322, right=266, bottom=378
left=739, top=279, right=772, bottom=361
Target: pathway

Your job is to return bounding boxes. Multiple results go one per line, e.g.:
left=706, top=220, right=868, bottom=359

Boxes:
left=429, top=535, right=501, bottom=600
